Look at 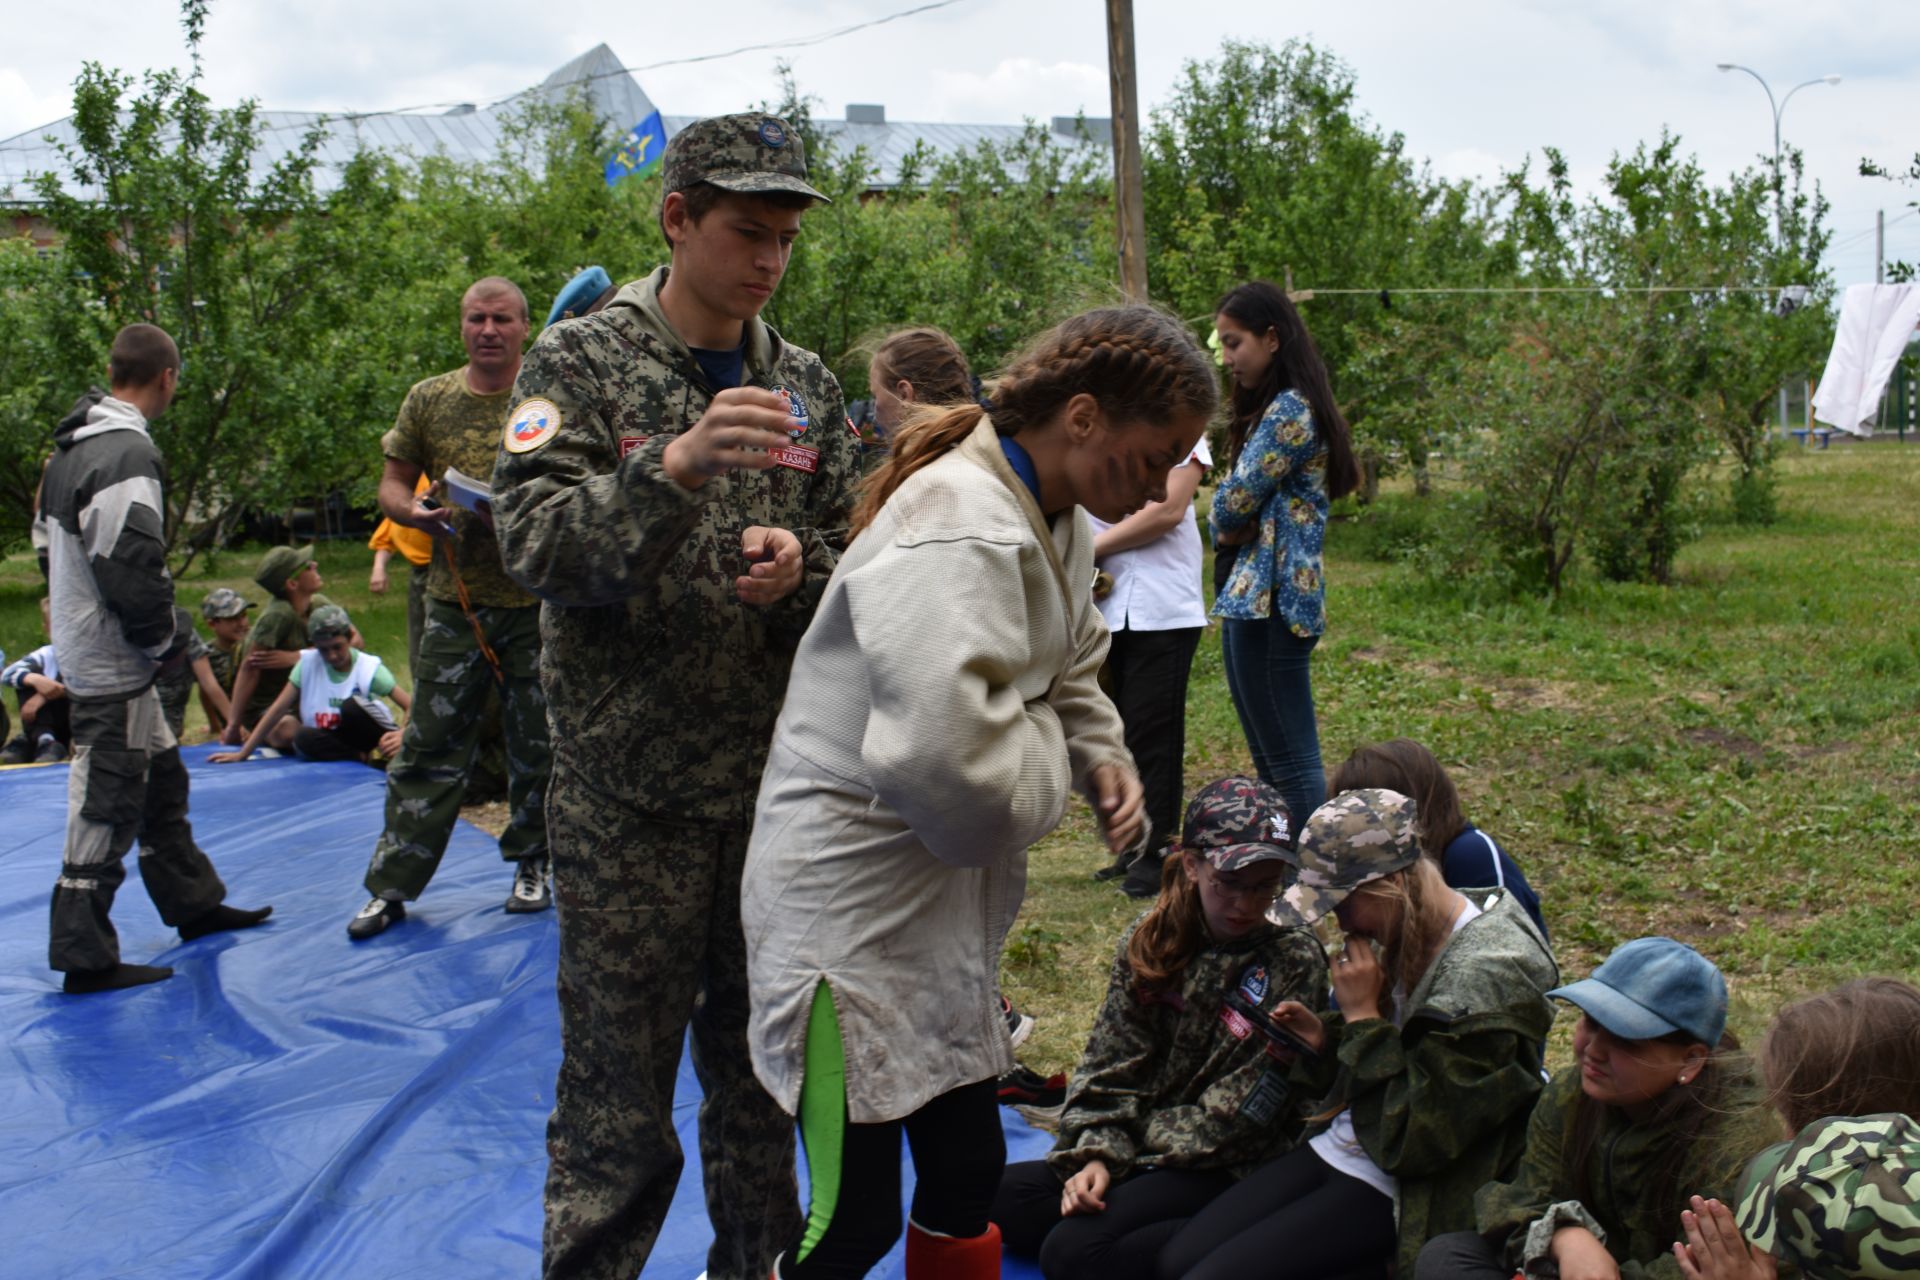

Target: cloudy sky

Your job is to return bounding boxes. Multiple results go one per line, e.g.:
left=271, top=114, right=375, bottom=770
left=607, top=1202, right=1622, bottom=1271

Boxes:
left=3, top=0, right=1915, bottom=281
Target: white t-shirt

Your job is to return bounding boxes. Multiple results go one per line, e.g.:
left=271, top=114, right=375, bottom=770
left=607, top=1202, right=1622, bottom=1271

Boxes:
left=1309, top=893, right=1488, bottom=1200
left=1087, top=438, right=1212, bottom=633
left=291, top=648, right=384, bottom=730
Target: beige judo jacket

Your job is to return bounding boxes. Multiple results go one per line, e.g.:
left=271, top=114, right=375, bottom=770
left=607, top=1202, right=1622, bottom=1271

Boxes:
left=743, top=417, right=1133, bottom=1123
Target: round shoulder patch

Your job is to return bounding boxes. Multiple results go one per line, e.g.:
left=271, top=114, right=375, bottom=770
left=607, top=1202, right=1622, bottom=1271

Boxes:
left=504, top=398, right=562, bottom=453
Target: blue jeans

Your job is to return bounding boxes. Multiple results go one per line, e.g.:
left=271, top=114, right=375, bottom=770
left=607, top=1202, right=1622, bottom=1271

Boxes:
left=1219, top=617, right=1325, bottom=826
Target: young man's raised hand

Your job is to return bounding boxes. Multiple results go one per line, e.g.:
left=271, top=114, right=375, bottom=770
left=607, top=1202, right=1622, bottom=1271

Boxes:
left=662, top=387, right=798, bottom=489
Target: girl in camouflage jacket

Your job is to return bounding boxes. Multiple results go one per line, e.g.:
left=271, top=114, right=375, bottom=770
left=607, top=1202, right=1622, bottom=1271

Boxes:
left=992, top=778, right=1329, bottom=1280
left=1421, top=938, right=1775, bottom=1280
left=1160, top=789, right=1560, bottom=1280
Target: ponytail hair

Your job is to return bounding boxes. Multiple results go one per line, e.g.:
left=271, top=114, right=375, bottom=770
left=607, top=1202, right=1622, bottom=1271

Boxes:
left=871, top=326, right=975, bottom=409
left=1215, top=281, right=1360, bottom=500
left=850, top=305, right=1218, bottom=538
left=1126, top=850, right=1210, bottom=994
left=1328, top=739, right=1470, bottom=862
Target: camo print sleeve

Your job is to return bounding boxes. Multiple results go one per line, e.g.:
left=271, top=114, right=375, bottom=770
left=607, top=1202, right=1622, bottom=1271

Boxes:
left=493, top=324, right=723, bottom=607
left=1476, top=1071, right=1584, bottom=1265
left=1049, top=934, right=1156, bottom=1178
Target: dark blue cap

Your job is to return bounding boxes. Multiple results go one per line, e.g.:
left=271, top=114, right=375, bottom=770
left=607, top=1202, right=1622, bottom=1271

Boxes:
left=1549, top=936, right=1727, bottom=1046
left=546, top=266, right=614, bottom=327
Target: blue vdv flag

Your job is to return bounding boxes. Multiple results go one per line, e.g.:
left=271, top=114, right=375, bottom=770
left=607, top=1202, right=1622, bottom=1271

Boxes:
left=606, top=109, right=667, bottom=186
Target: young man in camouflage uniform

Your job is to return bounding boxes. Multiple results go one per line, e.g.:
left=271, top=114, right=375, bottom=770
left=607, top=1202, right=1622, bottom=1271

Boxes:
left=347, top=277, right=554, bottom=939
left=493, top=114, right=860, bottom=1280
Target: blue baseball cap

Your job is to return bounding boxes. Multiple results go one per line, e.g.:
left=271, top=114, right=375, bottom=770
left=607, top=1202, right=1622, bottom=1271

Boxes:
left=1549, top=936, right=1727, bottom=1046
left=546, top=266, right=615, bottom=327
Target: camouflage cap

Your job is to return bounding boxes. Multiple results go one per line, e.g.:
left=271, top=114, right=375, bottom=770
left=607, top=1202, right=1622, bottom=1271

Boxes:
left=307, top=603, right=353, bottom=641
left=1180, top=777, right=1299, bottom=875
left=199, top=587, right=253, bottom=620
left=662, top=113, right=830, bottom=204
left=253, top=545, right=315, bottom=593
left=1275, top=788, right=1421, bottom=925
left=1736, top=1113, right=1920, bottom=1280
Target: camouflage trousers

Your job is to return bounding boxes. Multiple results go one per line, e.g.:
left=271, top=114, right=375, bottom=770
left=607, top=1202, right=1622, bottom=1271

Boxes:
left=51, top=686, right=225, bottom=972
left=542, top=761, right=802, bottom=1280
left=362, top=599, right=550, bottom=900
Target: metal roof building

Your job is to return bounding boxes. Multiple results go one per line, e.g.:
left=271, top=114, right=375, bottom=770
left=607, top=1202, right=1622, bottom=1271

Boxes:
left=1, top=42, right=1109, bottom=212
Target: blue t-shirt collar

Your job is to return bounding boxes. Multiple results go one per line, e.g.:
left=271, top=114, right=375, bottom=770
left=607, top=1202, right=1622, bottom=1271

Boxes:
left=998, top=434, right=1042, bottom=505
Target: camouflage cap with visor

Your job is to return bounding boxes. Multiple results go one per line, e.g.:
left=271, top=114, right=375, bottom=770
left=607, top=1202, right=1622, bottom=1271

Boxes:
left=662, top=113, right=830, bottom=204
left=253, top=545, right=315, bottom=594
left=1273, top=788, right=1421, bottom=926
left=1180, top=777, right=1298, bottom=876
left=1735, top=1112, right=1920, bottom=1280
left=199, top=587, right=253, bottom=620
left=306, top=603, right=354, bottom=641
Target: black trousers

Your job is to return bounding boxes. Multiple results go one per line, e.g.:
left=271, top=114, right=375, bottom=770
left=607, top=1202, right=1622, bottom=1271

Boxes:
left=292, top=695, right=397, bottom=761
left=1156, top=1145, right=1395, bottom=1280
left=13, top=686, right=73, bottom=745
left=785, top=1077, right=1005, bottom=1280
left=51, top=687, right=225, bottom=972
left=1106, top=626, right=1202, bottom=857
left=993, top=1159, right=1235, bottom=1280
left=1414, top=1231, right=1518, bottom=1280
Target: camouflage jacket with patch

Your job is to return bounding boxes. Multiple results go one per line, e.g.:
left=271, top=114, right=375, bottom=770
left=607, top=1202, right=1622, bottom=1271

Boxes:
left=1291, top=889, right=1561, bottom=1280
left=491, top=265, right=860, bottom=827
left=1049, top=917, right=1330, bottom=1181
left=1476, top=1059, right=1777, bottom=1280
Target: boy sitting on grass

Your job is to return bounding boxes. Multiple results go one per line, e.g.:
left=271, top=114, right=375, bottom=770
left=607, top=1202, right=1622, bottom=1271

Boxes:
left=211, top=606, right=408, bottom=765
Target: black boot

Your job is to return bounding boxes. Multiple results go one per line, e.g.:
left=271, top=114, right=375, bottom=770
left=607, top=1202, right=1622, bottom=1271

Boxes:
left=1120, top=850, right=1166, bottom=899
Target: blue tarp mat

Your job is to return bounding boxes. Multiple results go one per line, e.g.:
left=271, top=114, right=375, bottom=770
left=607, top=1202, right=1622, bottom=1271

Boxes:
left=0, top=747, right=1050, bottom=1278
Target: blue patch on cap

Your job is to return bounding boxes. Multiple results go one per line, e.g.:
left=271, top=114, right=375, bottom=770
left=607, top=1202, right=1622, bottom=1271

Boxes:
left=758, top=119, right=787, bottom=149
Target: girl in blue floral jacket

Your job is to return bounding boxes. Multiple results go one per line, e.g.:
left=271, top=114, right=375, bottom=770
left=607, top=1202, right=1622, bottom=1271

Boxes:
left=1208, top=282, right=1360, bottom=824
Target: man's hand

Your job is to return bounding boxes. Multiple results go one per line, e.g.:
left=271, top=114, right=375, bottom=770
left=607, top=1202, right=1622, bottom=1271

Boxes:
left=22, top=672, right=62, bottom=698
left=1330, top=936, right=1389, bottom=1022
left=369, top=566, right=389, bottom=594
left=736, top=527, right=804, bottom=606
left=1676, top=1197, right=1775, bottom=1280
left=1552, top=1226, right=1623, bottom=1280
left=1268, top=1000, right=1329, bottom=1055
left=21, top=692, right=46, bottom=721
left=219, top=721, right=246, bottom=747
left=1088, top=763, right=1146, bottom=856
left=662, top=388, right=798, bottom=490
left=409, top=482, right=457, bottom=539
left=208, top=751, right=247, bottom=765
left=377, top=729, right=404, bottom=758
left=1060, top=1160, right=1111, bottom=1217
left=246, top=649, right=299, bottom=672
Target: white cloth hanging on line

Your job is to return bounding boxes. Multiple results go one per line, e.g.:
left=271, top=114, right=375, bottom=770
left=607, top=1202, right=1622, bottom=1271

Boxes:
left=1812, top=283, right=1920, bottom=436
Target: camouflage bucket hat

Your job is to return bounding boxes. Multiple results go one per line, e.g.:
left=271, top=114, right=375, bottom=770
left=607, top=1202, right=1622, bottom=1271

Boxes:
left=662, top=113, right=829, bottom=203
left=1735, top=1113, right=1920, bottom=1280
left=1276, top=788, right=1421, bottom=925
left=1180, top=777, right=1299, bottom=876
left=200, top=587, right=253, bottom=620
left=307, top=604, right=353, bottom=641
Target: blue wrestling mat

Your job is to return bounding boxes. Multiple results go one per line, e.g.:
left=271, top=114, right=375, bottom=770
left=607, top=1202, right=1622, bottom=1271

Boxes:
left=0, top=748, right=1050, bottom=1279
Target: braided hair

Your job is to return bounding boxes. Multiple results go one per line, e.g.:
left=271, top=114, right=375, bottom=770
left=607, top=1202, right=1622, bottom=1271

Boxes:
left=850, top=305, right=1218, bottom=537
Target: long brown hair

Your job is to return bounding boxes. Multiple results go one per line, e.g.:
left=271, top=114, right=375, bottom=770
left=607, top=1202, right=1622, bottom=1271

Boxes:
left=1126, top=851, right=1211, bottom=994
left=1568, top=1028, right=1746, bottom=1218
left=1215, top=281, right=1360, bottom=500
left=1328, top=739, right=1470, bottom=862
left=850, top=305, right=1218, bottom=538
left=1760, top=977, right=1920, bottom=1134
left=870, top=326, right=974, bottom=408
left=1343, top=856, right=1461, bottom=1004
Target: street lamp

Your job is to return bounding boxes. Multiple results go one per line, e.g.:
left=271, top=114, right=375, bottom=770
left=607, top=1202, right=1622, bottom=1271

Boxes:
left=1715, top=63, right=1841, bottom=241
left=1717, top=64, right=1840, bottom=440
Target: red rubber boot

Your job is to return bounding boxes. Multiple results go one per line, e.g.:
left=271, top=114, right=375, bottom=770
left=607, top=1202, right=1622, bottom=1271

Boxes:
left=905, top=1220, right=1002, bottom=1280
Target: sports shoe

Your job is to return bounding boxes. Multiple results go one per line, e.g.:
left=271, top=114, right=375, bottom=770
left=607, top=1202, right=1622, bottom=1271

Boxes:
left=995, top=1065, right=1067, bottom=1107
left=1120, top=852, right=1165, bottom=900
left=1091, top=851, right=1135, bottom=882
left=33, top=736, right=68, bottom=764
left=505, top=857, right=551, bottom=913
left=1000, top=994, right=1035, bottom=1048
left=0, top=735, right=31, bottom=765
left=347, top=896, right=405, bottom=940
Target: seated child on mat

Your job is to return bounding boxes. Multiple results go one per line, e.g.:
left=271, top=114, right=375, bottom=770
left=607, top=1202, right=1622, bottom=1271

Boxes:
left=211, top=605, right=408, bottom=765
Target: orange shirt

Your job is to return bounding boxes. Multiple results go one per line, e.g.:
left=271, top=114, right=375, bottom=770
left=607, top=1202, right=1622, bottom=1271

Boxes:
left=367, top=475, right=433, bottom=567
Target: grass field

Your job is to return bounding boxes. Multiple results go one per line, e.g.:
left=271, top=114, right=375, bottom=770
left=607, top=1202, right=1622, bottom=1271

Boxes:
left=4, top=442, right=1916, bottom=1077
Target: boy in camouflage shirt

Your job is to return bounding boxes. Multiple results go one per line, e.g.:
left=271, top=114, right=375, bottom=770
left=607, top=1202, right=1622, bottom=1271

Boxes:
left=493, top=114, right=860, bottom=1280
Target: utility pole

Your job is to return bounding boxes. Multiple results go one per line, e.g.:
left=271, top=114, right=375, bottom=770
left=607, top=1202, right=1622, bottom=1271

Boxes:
left=1877, top=209, right=1886, bottom=284
left=1106, top=0, right=1149, bottom=302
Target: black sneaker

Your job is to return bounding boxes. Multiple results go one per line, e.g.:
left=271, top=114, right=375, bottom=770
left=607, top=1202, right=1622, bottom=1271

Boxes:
left=1000, top=994, right=1035, bottom=1048
left=1091, top=851, right=1135, bottom=882
left=995, top=1065, right=1067, bottom=1107
left=0, top=736, right=31, bottom=765
left=1120, top=852, right=1165, bottom=899
left=33, top=737, right=68, bottom=764
left=505, top=857, right=551, bottom=913
left=347, top=896, right=405, bottom=940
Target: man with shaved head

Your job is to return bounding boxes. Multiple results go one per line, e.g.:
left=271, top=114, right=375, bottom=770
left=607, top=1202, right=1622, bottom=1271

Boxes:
left=345, top=277, right=554, bottom=939
left=39, top=322, right=272, bottom=993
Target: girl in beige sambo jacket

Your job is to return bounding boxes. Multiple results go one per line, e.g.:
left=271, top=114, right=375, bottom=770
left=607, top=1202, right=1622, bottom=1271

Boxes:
left=743, top=306, right=1219, bottom=1280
